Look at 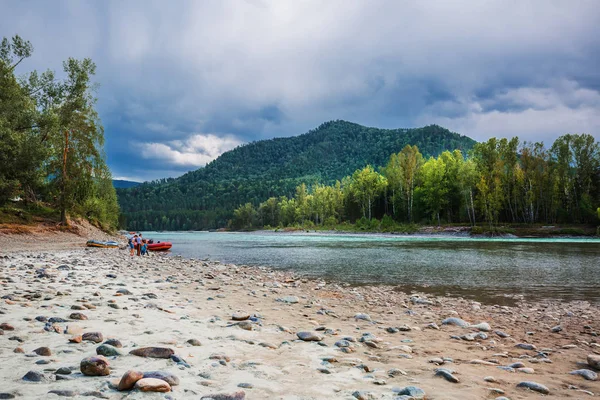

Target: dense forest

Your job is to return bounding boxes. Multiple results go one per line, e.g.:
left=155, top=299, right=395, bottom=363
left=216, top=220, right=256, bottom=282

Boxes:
left=117, top=121, right=476, bottom=230
left=0, top=35, right=119, bottom=230
left=231, top=135, right=600, bottom=231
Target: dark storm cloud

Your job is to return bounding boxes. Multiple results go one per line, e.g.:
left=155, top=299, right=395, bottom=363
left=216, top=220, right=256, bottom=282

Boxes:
left=2, top=0, right=599, bottom=181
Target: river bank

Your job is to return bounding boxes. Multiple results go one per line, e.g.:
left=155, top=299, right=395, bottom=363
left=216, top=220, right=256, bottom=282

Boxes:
left=0, top=239, right=599, bottom=399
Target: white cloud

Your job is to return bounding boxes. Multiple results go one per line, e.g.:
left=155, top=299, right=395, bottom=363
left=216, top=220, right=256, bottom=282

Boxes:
left=140, top=133, right=243, bottom=167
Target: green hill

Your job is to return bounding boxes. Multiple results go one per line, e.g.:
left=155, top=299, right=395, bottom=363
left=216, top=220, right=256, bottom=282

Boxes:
left=112, top=180, right=140, bottom=189
left=117, top=120, right=476, bottom=230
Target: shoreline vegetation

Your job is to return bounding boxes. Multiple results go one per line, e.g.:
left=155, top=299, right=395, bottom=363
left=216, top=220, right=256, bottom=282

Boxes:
left=0, top=234, right=599, bottom=398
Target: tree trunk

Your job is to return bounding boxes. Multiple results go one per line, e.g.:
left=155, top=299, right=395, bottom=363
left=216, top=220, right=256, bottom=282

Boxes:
left=60, top=130, right=69, bottom=225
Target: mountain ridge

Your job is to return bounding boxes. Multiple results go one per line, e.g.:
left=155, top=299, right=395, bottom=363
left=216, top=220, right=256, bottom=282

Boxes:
left=117, top=120, right=476, bottom=230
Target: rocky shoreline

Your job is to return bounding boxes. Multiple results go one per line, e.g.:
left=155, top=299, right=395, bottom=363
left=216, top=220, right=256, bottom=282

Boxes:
left=0, top=247, right=599, bottom=399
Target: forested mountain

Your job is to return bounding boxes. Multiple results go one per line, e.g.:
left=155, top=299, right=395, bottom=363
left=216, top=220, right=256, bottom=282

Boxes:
left=112, top=180, right=140, bottom=189
left=118, top=121, right=476, bottom=230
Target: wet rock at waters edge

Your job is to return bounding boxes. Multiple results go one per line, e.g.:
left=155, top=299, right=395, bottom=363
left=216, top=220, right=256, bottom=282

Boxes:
left=435, top=368, right=459, bottom=383
left=187, top=338, right=202, bottom=346
left=118, top=370, right=144, bottom=391
left=442, top=317, right=470, bottom=328
left=80, top=356, right=110, bottom=376
left=570, top=369, right=598, bottom=381
left=33, top=346, right=51, bottom=356
left=22, top=370, right=46, bottom=382
left=96, top=344, right=123, bottom=357
left=200, top=391, right=246, bottom=400
left=129, top=346, right=174, bottom=358
left=588, top=354, right=600, bottom=369
left=393, top=386, right=425, bottom=399
left=143, top=371, right=180, bottom=386
left=82, top=332, right=103, bottom=343
left=297, top=331, right=324, bottom=341
left=134, top=378, right=171, bottom=392
left=516, top=381, right=550, bottom=394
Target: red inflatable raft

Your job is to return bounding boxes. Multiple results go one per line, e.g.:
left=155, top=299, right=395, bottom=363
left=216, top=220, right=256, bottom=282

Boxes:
left=147, top=242, right=172, bottom=252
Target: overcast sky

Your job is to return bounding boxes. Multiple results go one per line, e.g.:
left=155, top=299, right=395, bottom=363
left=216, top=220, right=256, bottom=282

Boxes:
left=3, top=0, right=599, bottom=181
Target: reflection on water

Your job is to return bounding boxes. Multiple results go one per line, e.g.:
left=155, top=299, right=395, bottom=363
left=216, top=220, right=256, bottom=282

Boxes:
left=144, top=231, right=600, bottom=303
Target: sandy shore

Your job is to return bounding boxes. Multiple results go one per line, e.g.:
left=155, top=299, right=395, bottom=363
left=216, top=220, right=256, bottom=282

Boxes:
left=0, top=236, right=599, bottom=399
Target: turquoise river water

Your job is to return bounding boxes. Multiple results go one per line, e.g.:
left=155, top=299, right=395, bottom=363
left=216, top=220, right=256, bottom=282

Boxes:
left=143, top=231, right=600, bottom=304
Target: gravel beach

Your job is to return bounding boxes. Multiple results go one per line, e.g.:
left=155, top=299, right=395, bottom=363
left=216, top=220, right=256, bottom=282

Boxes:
left=0, top=234, right=599, bottom=399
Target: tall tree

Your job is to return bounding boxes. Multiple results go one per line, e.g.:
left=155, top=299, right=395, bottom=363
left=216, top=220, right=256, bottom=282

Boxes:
left=397, top=145, right=423, bottom=222
left=350, top=165, right=387, bottom=220
left=420, top=156, right=448, bottom=225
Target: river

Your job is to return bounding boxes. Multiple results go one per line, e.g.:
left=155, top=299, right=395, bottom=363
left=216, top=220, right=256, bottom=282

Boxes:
left=143, top=231, right=600, bottom=304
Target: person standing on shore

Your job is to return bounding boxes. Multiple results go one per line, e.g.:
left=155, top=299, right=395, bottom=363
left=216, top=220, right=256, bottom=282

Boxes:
left=129, top=235, right=136, bottom=256
left=136, top=234, right=142, bottom=256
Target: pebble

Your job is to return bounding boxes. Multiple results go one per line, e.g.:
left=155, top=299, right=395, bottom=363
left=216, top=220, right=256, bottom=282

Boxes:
left=47, top=390, right=76, bottom=397
left=143, top=371, right=180, bottom=386
left=96, top=344, right=123, bottom=357
left=237, top=383, right=253, bottom=389
left=104, top=338, right=122, bottom=348
left=277, top=296, right=299, bottom=304
left=352, top=391, right=375, bottom=400
left=516, top=381, right=550, bottom=394
left=187, top=338, right=202, bottom=346
left=393, top=386, right=425, bottom=399
left=484, top=376, right=497, bottom=383
left=588, top=354, right=600, bottom=369
left=118, top=370, right=144, bottom=391
left=354, top=313, right=371, bottom=321
left=69, top=312, right=87, bottom=320
left=22, top=370, right=45, bottom=382
left=515, top=343, right=536, bottom=350
left=0, top=323, right=15, bottom=331
left=33, top=346, right=51, bottom=356
left=232, top=312, right=250, bottom=321
left=200, top=391, right=246, bottom=400
left=471, top=322, right=491, bottom=331
left=494, top=330, right=510, bottom=338
left=435, top=368, right=459, bottom=383
left=134, top=377, right=171, bottom=392
left=82, top=332, right=103, bottom=343
left=296, top=331, right=323, bottom=341
left=441, top=317, right=470, bottom=328
left=55, top=367, right=72, bottom=375
left=80, top=356, right=110, bottom=376
left=129, top=346, right=174, bottom=358
left=551, top=325, right=562, bottom=333
left=570, top=369, right=598, bottom=381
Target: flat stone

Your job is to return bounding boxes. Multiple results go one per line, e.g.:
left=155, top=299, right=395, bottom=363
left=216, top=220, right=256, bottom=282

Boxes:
left=48, top=390, right=76, bottom=397
left=129, top=346, right=174, bottom=358
left=118, top=370, right=144, bottom=391
left=134, top=378, right=171, bottom=392
left=570, top=369, right=598, bottom=381
left=435, top=368, right=459, bottom=383
left=297, top=331, right=323, bottom=341
left=187, top=338, right=202, bottom=346
left=516, top=381, right=550, bottom=394
left=80, top=356, right=110, bottom=376
left=104, top=338, right=122, bottom=348
left=55, top=367, right=72, bottom=375
left=354, top=313, right=371, bottom=321
left=0, top=323, right=14, bottom=331
left=515, top=343, right=536, bottom=350
left=442, top=317, right=470, bottom=328
left=394, top=386, right=425, bottom=399
left=69, top=312, right=87, bottom=320
left=232, top=312, right=250, bottom=321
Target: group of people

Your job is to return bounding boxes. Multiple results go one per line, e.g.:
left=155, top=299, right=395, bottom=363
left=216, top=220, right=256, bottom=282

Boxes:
left=128, top=233, right=152, bottom=256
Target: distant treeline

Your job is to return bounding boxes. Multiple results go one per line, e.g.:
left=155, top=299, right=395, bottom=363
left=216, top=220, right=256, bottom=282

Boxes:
left=231, top=135, right=600, bottom=230
left=0, top=35, right=119, bottom=230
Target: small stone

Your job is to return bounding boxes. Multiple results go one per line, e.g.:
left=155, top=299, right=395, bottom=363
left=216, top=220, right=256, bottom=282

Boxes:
left=80, top=356, right=110, bottom=376
left=354, top=313, right=371, bottom=321
left=142, top=371, right=180, bottom=386
left=495, top=330, right=510, bottom=338
left=22, top=370, right=45, bottom=382
left=129, top=346, right=174, bottom=358
left=13, top=347, right=24, bottom=353
left=104, top=338, right=122, bottom=348
left=33, top=347, right=51, bottom=356
left=297, top=331, right=323, bottom=341
left=238, top=383, right=253, bottom=389
left=435, top=368, right=459, bottom=383
left=570, top=369, right=598, bottom=381
left=82, top=332, right=103, bottom=343
left=588, top=354, right=600, bottom=369
left=352, top=391, right=375, bottom=400
left=442, top=317, right=470, bottom=328
left=69, top=312, right=87, bottom=320
left=515, top=343, right=536, bottom=350
left=134, top=378, right=171, bottom=392
left=0, top=393, right=16, bottom=399
left=118, top=370, right=144, bottom=391
left=0, top=323, right=14, bottom=331
left=96, top=344, right=123, bottom=357
left=187, top=338, right=202, bottom=346
left=484, top=376, right=497, bottom=383
left=394, top=386, right=425, bottom=399
left=277, top=296, right=299, bottom=304
left=200, top=391, right=246, bottom=400
left=55, top=367, right=72, bottom=375
left=516, top=381, right=550, bottom=394
left=551, top=325, right=562, bottom=333
left=68, top=335, right=82, bottom=343
left=48, top=390, right=76, bottom=397
left=232, top=312, right=250, bottom=321
left=471, top=322, right=491, bottom=332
